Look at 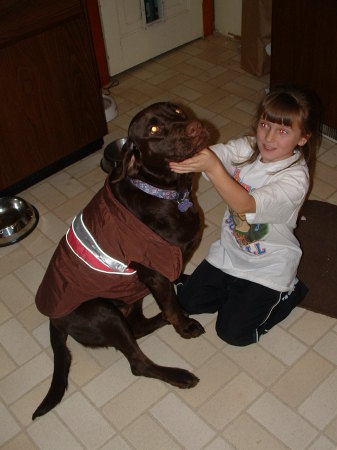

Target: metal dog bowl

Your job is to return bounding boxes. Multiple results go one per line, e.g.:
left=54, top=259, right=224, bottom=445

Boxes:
left=0, top=196, right=39, bottom=247
left=100, top=137, right=127, bottom=174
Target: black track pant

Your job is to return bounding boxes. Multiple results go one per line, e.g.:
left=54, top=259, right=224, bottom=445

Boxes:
left=177, top=259, right=308, bottom=346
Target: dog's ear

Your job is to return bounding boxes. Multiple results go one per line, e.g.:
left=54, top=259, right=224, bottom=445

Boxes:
left=126, top=142, right=142, bottom=178
left=110, top=140, right=141, bottom=183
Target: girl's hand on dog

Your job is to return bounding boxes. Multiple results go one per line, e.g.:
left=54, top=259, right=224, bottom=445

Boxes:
left=171, top=146, right=256, bottom=214
left=170, top=147, right=220, bottom=174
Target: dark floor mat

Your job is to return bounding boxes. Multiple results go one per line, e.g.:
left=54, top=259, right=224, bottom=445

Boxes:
left=295, top=200, right=337, bottom=318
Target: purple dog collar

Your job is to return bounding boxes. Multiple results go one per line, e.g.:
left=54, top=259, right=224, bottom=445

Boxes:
left=128, top=178, right=193, bottom=212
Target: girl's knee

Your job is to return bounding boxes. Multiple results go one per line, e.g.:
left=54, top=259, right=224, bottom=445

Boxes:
left=215, top=322, right=256, bottom=346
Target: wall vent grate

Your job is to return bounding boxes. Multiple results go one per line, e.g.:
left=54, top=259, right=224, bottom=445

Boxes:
left=322, top=124, right=337, bottom=143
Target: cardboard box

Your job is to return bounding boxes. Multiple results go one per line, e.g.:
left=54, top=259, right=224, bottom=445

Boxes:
left=241, top=0, right=272, bottom=77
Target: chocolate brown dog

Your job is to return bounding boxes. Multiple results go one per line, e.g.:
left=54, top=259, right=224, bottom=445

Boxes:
left=32, top=102, right=208, bottom=419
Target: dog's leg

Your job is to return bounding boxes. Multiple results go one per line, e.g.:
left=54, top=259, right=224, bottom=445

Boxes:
left=125, top=300, right=169, bottom=339
left=66, top=299, right=199, bottom=388
left=156, top=284, right=205, bottom=339
left=133, top=264, right=205, bottom=339
left=32, top=320, right=71, bottom=420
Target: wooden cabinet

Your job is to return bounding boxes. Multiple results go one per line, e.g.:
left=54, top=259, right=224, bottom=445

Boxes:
left=270, top=0, right=337, bottom=135
left=0, top=0, right=107, bottom=194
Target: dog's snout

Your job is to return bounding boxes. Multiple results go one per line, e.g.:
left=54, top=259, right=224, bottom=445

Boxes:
left=185, top=120, right=203, bottom=137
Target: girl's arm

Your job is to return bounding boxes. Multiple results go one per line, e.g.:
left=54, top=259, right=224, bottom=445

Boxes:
left=170, top=148, right=256, bottom=214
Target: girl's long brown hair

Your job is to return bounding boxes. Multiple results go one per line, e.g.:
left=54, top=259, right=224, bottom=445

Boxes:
left=239, top=84, right=322, bottom=179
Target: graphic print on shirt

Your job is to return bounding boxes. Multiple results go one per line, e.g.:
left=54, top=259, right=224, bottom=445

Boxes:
left=227, top=168, right=269, bottom=251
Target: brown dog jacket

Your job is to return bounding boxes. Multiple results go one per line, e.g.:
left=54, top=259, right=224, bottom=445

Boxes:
left=35, top=177, right=183, bottom=318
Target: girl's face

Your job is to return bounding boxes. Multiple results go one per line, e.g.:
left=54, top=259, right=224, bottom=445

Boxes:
left=256, top=117, right=308, bottom=163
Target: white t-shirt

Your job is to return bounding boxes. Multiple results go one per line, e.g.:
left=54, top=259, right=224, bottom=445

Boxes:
left=205, top=137, right=309, bottom=292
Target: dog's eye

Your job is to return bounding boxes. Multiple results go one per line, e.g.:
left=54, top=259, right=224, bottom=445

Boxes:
left=175, top=108, right=183, bottom=115
left=149, top=125, right=160, bottom=135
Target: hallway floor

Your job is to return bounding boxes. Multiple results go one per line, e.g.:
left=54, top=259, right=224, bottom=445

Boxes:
left=1, top=33, right=337, bottom=450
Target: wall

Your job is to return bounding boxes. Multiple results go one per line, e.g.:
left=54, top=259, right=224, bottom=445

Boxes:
left=214, top=0, right=242, bottom=37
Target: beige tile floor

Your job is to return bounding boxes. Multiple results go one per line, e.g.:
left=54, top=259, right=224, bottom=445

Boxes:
left=1, top=33, right=337, bottom=450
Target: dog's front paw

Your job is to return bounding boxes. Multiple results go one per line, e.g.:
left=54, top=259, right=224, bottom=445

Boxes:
left=176, top=317, right=205, bottom=339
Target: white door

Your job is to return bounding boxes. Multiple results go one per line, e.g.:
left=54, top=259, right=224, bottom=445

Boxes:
left=99, top=0, right=204, bottom=76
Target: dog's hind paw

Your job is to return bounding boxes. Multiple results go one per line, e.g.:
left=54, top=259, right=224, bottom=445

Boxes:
left=166, top=368, right=199, bottom=389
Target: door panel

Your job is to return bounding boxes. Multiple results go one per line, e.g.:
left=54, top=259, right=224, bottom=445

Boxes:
left=99, top=0, right=203, bottom=76
left=270, top=0, right=337, bottom=130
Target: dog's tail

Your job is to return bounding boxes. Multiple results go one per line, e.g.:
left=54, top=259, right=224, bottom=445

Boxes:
left=32, top=320, right=71, bottom=420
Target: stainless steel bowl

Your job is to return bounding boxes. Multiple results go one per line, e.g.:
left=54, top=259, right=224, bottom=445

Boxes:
left=100, top=137, right=127, bottom=174
left=0, top=196, right=39, bottom=247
